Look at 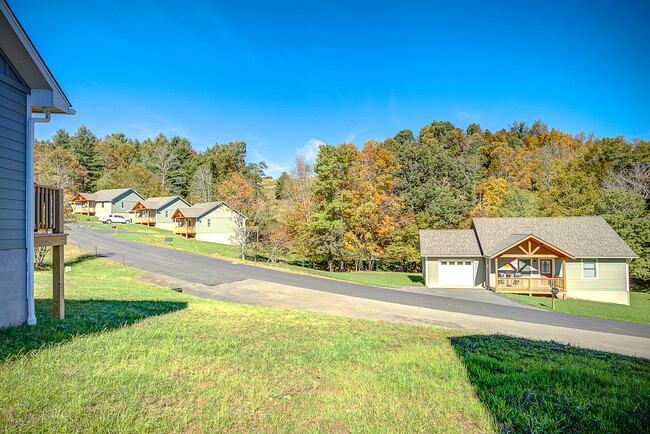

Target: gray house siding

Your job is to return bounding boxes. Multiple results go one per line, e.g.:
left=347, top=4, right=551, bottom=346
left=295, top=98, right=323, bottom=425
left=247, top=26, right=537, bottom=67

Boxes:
left=156, top=197, right=189, bottom=231
left=112, top=190, right=142, bottom=215
left=96, top=190, right=144, bottom=218
left=0, top=78, right=26, bottom=250
left=0, top=72, right=28, bottom=327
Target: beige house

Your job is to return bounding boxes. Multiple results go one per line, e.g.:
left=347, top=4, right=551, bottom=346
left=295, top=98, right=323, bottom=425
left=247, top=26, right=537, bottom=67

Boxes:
left=71, top=188, right=144, bottom=219
left=419, top=216, right=638, bottom=305
left=171, top=202, right=246, bottom=245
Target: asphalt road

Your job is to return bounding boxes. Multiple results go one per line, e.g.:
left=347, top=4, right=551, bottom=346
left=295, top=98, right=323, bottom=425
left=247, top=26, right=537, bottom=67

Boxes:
left=67, top=224, right=650, bottom=341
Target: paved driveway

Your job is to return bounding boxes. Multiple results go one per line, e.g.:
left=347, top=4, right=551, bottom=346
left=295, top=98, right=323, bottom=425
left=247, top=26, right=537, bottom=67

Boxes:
left=67, top=224, right=650, bottom=358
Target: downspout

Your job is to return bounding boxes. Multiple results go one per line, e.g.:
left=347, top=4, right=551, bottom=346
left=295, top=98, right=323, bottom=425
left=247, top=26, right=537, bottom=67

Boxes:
left=26, top=108, right=51, bottom=325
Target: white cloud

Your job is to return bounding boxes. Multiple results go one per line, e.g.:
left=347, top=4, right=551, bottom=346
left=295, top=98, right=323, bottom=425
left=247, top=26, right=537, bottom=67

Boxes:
left=296, top=138, right=324, bottom=162
left=345, top=125, right=368, bottom=143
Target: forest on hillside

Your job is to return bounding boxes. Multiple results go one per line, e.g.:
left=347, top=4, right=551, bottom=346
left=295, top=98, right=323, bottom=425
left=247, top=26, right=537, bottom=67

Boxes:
left=35, top=120, right=650, bottom=280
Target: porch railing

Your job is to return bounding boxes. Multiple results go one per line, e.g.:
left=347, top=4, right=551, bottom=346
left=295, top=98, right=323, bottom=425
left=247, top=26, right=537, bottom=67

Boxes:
left=72, top=205, right=95, bottom=214
left=33, top=184, right=67, bottom=319
left=174, top=226, right=197, bottom=235
left=496, top=277, right=565, bottom=292
left=35, top=184, right=64, bottom=232
left=135, top=216, right=156, bottom=224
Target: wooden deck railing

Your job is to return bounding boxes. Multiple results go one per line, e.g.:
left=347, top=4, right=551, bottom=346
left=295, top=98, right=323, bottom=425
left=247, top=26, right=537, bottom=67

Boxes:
left=35, top=184, right=64, bottom=232
left=135, top=216, right=156, bottom=225
left=34, top=184, right=67, bottom=319
left=72, top=205, right=95, bottom=214
left=174, top=226, right=197, bottom=235
left=496, top=277, right=565, bottom=293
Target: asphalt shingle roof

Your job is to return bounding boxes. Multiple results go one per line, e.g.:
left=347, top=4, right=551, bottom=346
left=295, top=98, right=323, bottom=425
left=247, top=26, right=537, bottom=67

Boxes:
left=173, top=202, right=222, bottom=219
left=77, top=188, right=137, bottom=202
left=472, top=216, right=637, bottom=258
left=138, top=196, right=184, bottom=210
left=419, top=216, right=638, bottom=259
left=419, top=229, right=482, bottom=256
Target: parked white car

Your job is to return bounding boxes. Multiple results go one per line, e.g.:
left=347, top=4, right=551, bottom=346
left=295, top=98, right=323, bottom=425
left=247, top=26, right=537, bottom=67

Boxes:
left=99, top=214, right=132, bottom=224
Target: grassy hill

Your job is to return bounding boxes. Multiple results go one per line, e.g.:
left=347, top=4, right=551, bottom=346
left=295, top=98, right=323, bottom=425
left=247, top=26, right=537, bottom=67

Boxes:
left=0, top=247, right=647, bottom=432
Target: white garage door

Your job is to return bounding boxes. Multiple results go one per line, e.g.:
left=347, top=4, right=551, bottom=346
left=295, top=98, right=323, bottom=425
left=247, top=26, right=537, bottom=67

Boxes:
left=438, top=260, right=474, bottom=287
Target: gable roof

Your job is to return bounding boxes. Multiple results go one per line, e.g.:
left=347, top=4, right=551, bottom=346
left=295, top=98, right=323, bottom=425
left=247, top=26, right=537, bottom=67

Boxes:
left=71, top=192, right=97, bottom=202
left=484, top=233, right=575, bottom=259
left=72, top=188, right=142, bottom=203
left=419, top=229, right=482, bottom=257
left=93, top=188, right=141, bottom=202
left=0, top=0, right=74, bottom=114
left=419, top=216, right=638, bottom=259
left=131, top=196, right=188, bottom=211
left=172, top=202, right=223, bottom=219
left=471, top=216, right=637, bottom=259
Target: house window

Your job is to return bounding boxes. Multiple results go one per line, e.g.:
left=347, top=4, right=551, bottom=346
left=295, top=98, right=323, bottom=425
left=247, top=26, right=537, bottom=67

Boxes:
left=207, top=219, right=211, bottom=228
left=583, top=259, right=598, bottom=278
left=165, top=210, right=168, bottom=218
left=121, top=201, right=124, bottom=208
left=101, top=202, right=104, bottom=208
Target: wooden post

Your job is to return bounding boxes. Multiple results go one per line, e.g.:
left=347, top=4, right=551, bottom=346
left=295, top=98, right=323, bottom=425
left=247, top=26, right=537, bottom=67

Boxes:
left=494, top=257, right=498, bottom=291
left=562, top=257, right=567, bottom=300
left=53, top=188, right=65, bottom=319
left=185, top=219, right=188, bottom=239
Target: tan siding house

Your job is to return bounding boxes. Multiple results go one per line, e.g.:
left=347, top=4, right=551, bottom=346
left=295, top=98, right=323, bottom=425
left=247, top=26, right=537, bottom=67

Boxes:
left=419, top=217, right=638, bottom=305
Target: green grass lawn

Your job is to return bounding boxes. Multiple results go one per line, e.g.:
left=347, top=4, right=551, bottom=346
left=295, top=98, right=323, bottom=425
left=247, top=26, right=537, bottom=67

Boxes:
left=505, top=293, right=650, bottom=325
left=66, top=214, right=171, bottom=233
left=0, top=248, right=648, bottom=432
left=89, top=221, right=172, bottom=233
left=115, top=232, right=423, bottom=288
left=65, top=213, right=99, bottom=223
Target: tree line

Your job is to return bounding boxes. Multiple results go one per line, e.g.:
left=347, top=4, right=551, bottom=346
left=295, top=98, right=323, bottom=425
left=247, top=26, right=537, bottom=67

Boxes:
left=34, top=120, right=650, bottom=280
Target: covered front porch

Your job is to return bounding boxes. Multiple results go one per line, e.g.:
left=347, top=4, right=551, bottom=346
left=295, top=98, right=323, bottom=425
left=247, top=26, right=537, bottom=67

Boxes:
left=132, top=202, right=156, bottom=226
left=70, top=193, right=95, bottom=215
left=171, top=208, right=197, bottom=238
left=174, top=219, right=197, bottom=238
left=489, top=234, right=574, bottom=298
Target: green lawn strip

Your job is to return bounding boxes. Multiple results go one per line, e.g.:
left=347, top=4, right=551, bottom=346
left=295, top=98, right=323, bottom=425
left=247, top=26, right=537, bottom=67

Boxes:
left=88, top=222, right=172, bottom=233
left=505, top=293, right=650, bottom=325
left=0, top=247, right=492, bottom=432
left=65, top=214, right=99, bottom=223
left=0, top=247, right=647, bottom=432
left=65, top=214, right=171, bottom=233
left=450, top=335, right=649, bottom=433
left=114, top=232, right=423, bottom=288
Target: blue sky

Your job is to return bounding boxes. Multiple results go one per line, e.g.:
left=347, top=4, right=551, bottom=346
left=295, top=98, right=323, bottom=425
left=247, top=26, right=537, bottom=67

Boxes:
left=14, top=0, right=650, bottom=176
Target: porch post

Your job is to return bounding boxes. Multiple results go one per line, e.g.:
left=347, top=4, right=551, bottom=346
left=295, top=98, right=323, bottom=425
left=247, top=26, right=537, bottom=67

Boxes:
left=494, top=257, right=498, bottom=291
left=562, top=257, right=567, bottom=299
left=53, top=189, right=65, bottom=319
